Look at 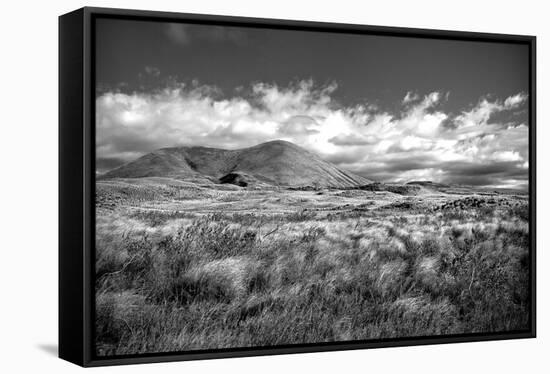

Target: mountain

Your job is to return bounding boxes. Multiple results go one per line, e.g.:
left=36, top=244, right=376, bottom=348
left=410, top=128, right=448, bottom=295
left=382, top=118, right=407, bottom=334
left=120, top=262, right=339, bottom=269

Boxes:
left=101, top=140, right=371, bottom=188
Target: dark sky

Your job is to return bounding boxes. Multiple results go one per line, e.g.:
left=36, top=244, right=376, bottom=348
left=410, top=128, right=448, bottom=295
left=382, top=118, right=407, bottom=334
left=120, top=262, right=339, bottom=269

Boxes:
left=95, top=17, right=530, bottom=189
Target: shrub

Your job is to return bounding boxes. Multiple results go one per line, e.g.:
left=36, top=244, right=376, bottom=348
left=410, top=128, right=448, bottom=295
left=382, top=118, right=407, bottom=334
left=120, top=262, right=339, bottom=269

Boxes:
left=508, top=204, right=529, bottom=221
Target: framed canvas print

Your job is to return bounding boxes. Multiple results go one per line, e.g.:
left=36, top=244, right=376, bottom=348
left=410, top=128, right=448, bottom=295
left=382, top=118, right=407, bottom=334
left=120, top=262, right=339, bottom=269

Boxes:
left=59, top=7, right=536, bottom=367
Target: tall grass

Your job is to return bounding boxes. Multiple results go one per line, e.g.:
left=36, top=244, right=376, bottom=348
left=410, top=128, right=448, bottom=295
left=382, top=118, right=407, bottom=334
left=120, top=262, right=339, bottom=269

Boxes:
left=96, top=202, right=530, bottom=355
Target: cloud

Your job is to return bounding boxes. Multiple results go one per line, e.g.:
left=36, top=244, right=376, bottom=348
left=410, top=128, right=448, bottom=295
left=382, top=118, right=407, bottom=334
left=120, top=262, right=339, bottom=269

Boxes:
left=329, top=134, right=377, bottom=146
left=144, top=66, right=160, bottom=77
left=280, top=115, right=320, bottom=135
left=504, top=92, right=528, bottom=108
left=164, top=23, right=248, bottom=46
left=96, top=81, right=529, bottom=189
left=402, top=91, right=419, bottom=104
left=453, top=92, right=528, bottom=129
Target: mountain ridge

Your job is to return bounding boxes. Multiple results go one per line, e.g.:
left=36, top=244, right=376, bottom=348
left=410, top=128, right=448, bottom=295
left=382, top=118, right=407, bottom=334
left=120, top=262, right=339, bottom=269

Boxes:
left=101, top=140, right=372, bottom=188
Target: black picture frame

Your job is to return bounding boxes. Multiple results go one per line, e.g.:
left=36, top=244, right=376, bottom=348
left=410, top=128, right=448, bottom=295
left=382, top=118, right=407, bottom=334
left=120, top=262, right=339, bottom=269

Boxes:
left=59, top=6, right=536, bottom=367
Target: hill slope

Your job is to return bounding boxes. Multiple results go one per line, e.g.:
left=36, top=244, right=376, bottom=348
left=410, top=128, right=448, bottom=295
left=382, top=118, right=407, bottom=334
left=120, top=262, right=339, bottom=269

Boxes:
left=101, top=140, right=371, bottom=188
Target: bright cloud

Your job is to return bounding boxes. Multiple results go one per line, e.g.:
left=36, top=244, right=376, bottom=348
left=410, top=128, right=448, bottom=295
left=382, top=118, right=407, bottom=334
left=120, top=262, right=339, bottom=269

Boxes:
left=504, top=92, right=528, bottom=108
left=96, top=80, right=529, bottom=189
left=402, top=91, right=419, bottom=104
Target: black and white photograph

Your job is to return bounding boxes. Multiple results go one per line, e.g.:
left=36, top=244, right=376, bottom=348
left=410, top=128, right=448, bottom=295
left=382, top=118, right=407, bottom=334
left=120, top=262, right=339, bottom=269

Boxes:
left=93, top=16, right=532, bottom=357
left=3, top=0, right=550, bottom=372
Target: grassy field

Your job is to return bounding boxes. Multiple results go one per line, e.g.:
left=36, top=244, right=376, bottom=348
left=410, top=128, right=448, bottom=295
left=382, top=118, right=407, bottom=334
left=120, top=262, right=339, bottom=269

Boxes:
left=95, top=178, right=530, bottom=356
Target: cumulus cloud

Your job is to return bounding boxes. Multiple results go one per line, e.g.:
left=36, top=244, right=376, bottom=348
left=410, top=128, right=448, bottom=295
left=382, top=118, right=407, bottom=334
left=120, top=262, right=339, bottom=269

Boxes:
left=96, top=80, right=529, bottom=189
left=329, top=134, right=377, bottom=146
left=504, top=92, right=528, bottom=108
left=453, top=92, right=528, bottom=129
left=402, top=91, right=420, bottom=104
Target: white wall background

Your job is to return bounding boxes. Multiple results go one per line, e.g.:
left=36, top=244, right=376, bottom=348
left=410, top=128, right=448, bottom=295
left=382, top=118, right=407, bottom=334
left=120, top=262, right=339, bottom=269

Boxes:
left=0, top=0, right=547, bottom=372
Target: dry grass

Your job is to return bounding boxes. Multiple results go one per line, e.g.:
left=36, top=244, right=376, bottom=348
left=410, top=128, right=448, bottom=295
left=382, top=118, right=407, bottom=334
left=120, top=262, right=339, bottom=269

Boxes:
left=95, top=181, right=530, bottom=355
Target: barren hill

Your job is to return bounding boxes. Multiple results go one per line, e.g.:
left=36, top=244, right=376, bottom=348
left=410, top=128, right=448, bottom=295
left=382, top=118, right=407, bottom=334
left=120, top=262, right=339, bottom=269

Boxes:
left=101, top=140, right=371, bottom=188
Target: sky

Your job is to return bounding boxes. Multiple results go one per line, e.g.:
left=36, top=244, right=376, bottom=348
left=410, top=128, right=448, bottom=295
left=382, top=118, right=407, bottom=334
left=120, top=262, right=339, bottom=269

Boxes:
left=95, top=17, right=530, bottom=189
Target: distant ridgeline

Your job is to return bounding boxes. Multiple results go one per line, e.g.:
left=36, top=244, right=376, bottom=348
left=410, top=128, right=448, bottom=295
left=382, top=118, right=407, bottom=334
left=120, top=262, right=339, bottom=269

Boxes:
left=100, top=140, right=372, bottom=188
